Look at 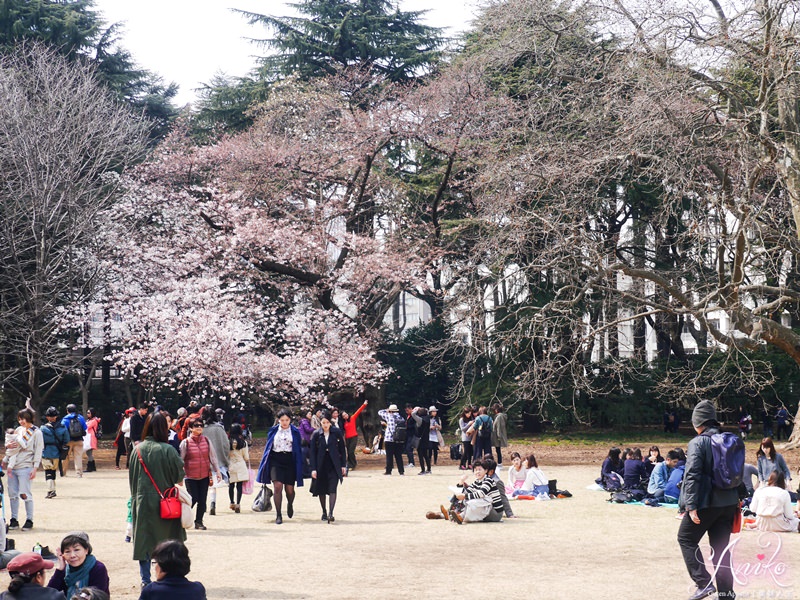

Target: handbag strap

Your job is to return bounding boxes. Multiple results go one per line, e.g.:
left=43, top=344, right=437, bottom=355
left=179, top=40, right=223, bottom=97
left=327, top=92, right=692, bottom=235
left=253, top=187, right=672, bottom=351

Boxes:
left=136, top=446, right=164, bottom=498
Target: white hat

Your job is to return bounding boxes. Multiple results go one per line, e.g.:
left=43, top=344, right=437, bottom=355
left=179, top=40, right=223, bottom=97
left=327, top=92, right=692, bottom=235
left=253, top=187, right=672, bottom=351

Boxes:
left=429, top=406, right=438, bottom=413
left=387, top=404, right=399, bottom=412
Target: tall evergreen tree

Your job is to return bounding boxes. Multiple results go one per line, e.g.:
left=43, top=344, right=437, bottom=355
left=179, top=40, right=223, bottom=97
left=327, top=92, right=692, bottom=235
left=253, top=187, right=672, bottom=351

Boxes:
left=239, top=0, right=444, bottom=82
left=0, top=0, right=178, bottom=140
left=193, top=0, right=445, bottom=137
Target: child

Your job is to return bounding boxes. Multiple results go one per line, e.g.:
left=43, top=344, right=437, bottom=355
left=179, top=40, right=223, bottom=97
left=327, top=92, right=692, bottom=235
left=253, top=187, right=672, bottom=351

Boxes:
left=3, top=428, right=19, bottom=471
left=124, top=497, right=132, bottom=543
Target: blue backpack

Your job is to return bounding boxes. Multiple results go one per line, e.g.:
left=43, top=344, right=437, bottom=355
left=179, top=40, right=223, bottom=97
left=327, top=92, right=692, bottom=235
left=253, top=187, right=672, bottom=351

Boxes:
left=704, top=431, right=745, bottom=489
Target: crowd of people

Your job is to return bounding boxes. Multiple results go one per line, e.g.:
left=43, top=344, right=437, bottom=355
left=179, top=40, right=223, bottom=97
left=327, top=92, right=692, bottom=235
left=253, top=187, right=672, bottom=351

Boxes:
left=597, top=402, right=800, bottom=600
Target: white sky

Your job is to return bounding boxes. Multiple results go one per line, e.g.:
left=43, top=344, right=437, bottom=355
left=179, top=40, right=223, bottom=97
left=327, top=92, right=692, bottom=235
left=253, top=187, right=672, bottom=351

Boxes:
left=92, top=1, right=481, bottom=106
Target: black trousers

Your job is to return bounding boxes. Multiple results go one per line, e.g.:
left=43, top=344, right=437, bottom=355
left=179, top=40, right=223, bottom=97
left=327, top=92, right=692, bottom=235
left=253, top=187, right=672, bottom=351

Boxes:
left=384, top=441, right=404, bottom=474
left=346, top=436, right=358, bottom=470
left=677, top=504, right=737, bottom=596
left=417, top=445, right=431, bottom=471
left=185, top=477, right=210, bottom=524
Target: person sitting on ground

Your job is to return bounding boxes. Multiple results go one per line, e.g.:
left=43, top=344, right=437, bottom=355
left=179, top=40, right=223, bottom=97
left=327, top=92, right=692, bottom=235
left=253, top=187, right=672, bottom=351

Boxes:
left=647, top=450, right=681, bottom=500
left=598, top=447, right=624, bottom=490
left=742, top=463, right=758, bottom=497
left=515, top=454, right=549, bottom=497
left=47, top=532, right=109, bottom=597
left=1, top=552, right=64, bottom=600
left=623, top=448, right=648, bottom=491
left=664, top=448, right=686, bottom=503
left=505, top=451, right=528, bottom=494
left=487, top=460, right=515, bottom=519
left=70, top=588, right=108, bottom=600
left=138, top=540, right=206, bottom=600
left=442, top=457, right=504, bottom=524
left=644, top=445, right=664, bottom=477
left=749, top=471, right=800, bottom=533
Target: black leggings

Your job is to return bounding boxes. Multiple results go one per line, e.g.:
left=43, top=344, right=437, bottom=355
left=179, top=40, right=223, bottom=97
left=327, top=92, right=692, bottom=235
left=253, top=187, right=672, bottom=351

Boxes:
left=228, top=482, right=243, bottom=504
left=432, top=445, right=439, bottom=465
left=115, top=440, right=128, bottom=468
left=459, top=441, right=473, bottom=468
left=418, top=446, right=432, bottom=471
left=495, top=446, right=503, bottom=465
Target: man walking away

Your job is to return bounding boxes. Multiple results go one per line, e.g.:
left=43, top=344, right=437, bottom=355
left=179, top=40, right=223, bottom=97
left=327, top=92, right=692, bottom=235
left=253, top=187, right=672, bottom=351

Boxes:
left=61, top=405, right=86, bottom=477
left=678, top=400, right=742, bottom=600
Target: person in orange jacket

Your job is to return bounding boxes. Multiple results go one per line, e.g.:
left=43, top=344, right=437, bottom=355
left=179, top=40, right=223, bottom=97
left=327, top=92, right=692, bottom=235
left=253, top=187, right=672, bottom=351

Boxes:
left=341, top=400, right=368, bottom=473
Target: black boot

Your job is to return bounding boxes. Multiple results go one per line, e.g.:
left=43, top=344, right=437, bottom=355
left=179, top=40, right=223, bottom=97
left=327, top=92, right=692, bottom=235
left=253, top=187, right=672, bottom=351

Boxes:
left=87, top=461, right=96, bottom=473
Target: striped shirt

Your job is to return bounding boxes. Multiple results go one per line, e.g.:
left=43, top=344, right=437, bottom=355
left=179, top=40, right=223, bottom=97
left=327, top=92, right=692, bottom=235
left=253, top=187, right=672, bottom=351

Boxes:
left=465, top=476, right=504, bottom=512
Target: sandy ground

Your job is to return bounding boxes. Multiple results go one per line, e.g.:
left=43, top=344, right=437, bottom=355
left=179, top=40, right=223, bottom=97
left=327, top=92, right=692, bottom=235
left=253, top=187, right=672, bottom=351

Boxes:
left=6, top=451, right=799, bottom=600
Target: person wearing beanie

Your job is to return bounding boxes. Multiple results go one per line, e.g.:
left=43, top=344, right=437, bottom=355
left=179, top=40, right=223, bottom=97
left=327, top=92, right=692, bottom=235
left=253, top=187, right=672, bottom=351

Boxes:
left=677, top=400, right=740, bottom=600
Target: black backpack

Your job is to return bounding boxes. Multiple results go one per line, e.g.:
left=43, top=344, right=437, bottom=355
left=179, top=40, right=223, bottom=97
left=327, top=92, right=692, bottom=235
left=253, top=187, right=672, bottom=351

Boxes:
left=450, top=443, right=463, bottom=460
left=394, top=420, right=407, bottom=444
left=68, top=416, right=84, bottom=441
left=477, top=416, right=492, bottom=439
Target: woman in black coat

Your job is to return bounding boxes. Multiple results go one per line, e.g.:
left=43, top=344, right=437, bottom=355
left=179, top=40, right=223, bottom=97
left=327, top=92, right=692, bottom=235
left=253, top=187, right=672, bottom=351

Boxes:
left=410, top=407, right=432, bottom=475
left=309, top=411, right=346, bottom=523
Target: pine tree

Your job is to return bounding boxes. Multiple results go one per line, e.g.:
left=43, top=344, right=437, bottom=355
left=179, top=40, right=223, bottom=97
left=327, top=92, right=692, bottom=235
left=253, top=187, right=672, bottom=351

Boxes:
left=239, top=0, right=445, bottom=82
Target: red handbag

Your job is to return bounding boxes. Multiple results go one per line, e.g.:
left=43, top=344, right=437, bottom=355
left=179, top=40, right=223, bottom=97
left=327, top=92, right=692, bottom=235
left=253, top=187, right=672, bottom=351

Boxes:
left=732, top=502, right=743, bottom=534
left=136, top=447, right=181, bottom=520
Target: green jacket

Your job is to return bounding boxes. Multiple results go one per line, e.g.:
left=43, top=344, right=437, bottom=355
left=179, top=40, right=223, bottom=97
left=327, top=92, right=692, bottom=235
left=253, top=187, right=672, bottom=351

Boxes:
left=129, top=438, right=186, bottom=560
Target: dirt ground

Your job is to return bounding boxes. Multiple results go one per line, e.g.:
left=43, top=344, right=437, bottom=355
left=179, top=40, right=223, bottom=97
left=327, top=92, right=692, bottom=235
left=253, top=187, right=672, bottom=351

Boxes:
left=6, top=444, right=799, bottom=599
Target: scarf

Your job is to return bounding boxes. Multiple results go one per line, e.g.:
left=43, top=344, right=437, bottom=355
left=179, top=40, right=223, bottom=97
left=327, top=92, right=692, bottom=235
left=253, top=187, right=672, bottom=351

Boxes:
left=64, top=554, right=97, bottom=594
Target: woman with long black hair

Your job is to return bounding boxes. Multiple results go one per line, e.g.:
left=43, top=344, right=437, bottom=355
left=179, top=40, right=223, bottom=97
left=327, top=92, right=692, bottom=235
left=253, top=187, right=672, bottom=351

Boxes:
left=309, top=411, right=346, bottom=523
left=458, top=407, right=475, bottom=470
left=256, top=408, right=304, bottom=524
left=227, top=424, right=249, bottom=513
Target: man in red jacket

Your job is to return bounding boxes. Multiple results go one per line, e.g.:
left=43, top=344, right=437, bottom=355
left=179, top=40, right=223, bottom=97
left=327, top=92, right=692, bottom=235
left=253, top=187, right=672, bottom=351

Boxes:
left=342, top=400, right=368, bottom=473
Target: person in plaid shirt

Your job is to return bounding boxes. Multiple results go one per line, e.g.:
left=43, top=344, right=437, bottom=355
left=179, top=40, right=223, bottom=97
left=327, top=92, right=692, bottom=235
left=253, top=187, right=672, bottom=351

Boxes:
left=378, top=405, right=405, bottom=476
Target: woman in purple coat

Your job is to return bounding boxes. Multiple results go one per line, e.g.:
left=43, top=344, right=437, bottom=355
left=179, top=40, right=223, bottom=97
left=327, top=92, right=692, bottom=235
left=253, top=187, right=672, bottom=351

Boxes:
left=256, top=408, right=304, bottom=524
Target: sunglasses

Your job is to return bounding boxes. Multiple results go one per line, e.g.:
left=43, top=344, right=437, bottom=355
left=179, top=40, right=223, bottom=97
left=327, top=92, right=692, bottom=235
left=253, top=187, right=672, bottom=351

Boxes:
left=192, top=424, right=204, bottom=428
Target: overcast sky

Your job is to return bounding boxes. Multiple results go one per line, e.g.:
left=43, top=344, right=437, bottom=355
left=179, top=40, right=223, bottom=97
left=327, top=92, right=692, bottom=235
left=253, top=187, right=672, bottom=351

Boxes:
left=92, top=1, right=481, bottom=106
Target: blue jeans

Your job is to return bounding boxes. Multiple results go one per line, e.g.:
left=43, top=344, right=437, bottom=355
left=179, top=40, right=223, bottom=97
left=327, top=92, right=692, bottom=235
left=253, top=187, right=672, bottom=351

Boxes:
left=139, top=553, right=151, bottom=584
left=8, top=468, right=33, bottom=521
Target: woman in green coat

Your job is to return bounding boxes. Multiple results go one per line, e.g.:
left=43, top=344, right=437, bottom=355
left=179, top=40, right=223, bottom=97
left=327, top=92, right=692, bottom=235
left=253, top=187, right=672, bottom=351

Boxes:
left=129, top=412, right=185, bottom=586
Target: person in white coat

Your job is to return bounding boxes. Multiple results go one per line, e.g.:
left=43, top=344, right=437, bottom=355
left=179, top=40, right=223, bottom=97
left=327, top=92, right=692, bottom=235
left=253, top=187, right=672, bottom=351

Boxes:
left=750, top=470, right=800, bottom=533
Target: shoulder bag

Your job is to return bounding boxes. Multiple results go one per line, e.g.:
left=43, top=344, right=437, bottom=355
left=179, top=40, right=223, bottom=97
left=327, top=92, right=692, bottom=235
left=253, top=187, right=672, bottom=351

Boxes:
left=136, top=447, right=181, bottom=520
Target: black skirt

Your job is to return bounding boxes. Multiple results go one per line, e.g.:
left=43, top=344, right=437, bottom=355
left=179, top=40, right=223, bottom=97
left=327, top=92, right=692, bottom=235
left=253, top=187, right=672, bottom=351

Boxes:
left=270, top=451, right=296, bottom=484
left=311, top=453, right=340, bottom=496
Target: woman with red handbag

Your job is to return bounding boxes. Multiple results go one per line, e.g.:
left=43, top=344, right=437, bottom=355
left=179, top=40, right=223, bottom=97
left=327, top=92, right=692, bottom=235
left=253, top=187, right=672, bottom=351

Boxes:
left=129, top=412, right=185, bottom=588
left=179, top=418, right=222, bottom=531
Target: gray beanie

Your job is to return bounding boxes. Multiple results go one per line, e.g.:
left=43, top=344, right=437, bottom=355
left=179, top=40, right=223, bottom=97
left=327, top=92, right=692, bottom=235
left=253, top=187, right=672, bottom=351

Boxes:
left=691, top=400, right=717, bottom=429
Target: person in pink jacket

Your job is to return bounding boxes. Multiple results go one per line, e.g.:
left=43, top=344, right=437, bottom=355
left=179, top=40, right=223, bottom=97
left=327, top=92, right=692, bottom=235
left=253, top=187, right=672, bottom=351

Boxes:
left=84, top=408, right=101, bottom=473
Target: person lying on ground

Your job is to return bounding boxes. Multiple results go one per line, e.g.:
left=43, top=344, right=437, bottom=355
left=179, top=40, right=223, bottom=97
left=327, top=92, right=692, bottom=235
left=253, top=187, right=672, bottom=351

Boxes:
left=442, top=457, right=504, bottom=524
left=647, top=450, right=681, bottom=500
